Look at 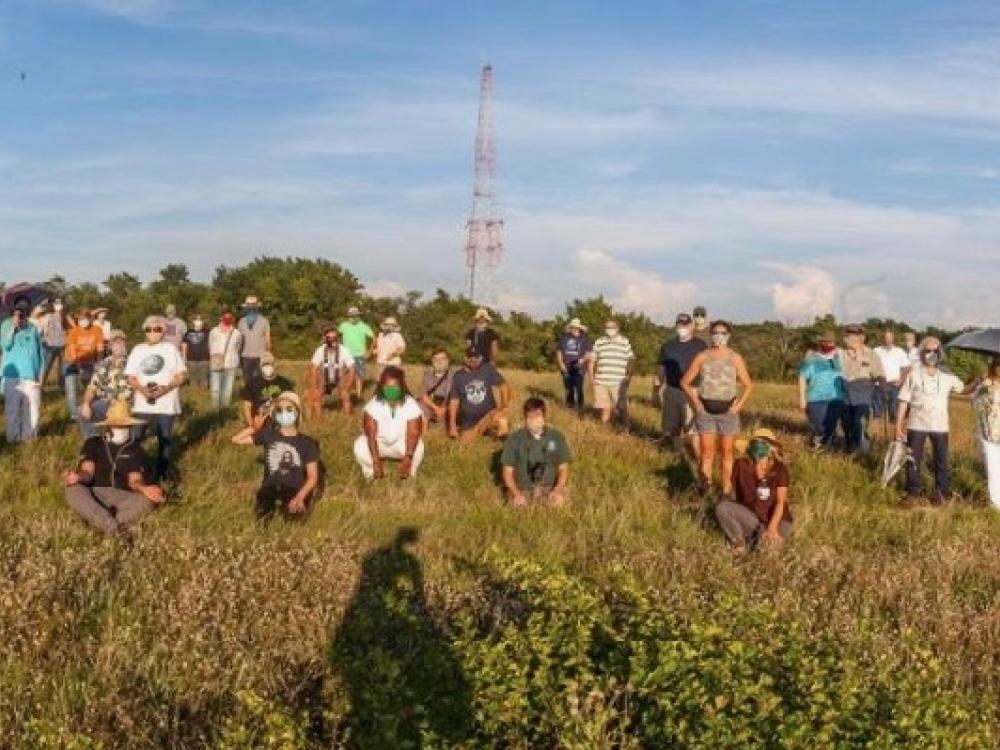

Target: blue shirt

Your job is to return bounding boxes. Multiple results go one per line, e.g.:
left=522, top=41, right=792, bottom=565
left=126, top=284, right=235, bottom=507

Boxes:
left=1, top=317, right=45, bottom=381
left=799, top=354, right=844, bottom=403
left=558, top=333, right=592, bottom=367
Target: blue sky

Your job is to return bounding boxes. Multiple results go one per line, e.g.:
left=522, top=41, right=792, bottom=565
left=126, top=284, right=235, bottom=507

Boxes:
left=1, top=0, right=999, bottom=326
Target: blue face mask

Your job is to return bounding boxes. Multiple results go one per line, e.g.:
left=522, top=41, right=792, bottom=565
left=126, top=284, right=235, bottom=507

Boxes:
left=274, top=409, right=297, bottom=427
left=244, top=311, right=259, bottom=325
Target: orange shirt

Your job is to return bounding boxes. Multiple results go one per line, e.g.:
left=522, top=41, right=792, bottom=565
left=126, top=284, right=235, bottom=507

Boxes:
left=65, top=325, right=105, bottom=365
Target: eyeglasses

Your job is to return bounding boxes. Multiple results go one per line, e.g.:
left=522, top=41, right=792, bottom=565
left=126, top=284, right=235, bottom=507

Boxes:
left=144, top=327, right=164, bottom=333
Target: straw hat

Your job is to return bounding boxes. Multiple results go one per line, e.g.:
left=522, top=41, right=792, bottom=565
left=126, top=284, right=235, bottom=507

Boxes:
left=382, top=316, right=399, bottom=329
left=473, top=308, right=492, bottom=322
left=96, top=399, right=145, bottom=427
left=275, top=391, right=302, bottom=411
left=735, top=428, right=784, bottom=459
left=566, top=317, right=587, bottom=331
left=241, top=295, right=260, bottom=308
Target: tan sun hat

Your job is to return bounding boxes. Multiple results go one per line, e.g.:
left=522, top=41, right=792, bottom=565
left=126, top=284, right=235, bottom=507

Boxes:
left=241, top=295, right=260, bottom=308
left=382, top=316, right=399, bottom=328
left=735, top=427, right=784, bottom=459
left=566, top=317, right=587, bottom=331
left=474, top=308, right=492, bottom=322
left=97, top=399, right=145, bottom=427
left=275, top=391, right=302, bottom=411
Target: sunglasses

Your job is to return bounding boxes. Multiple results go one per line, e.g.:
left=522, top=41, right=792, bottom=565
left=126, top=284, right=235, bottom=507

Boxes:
left=144, top=327, right=164, bottom=333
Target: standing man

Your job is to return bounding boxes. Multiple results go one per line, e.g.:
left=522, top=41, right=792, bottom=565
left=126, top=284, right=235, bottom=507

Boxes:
left=41, top=298, right=68, bottom=388
left=896, top=336, right=976, bottom=506
left=589, top=319, right=635, bottom=426
left=94, top=308, right=113, bottom=353
left=555, top=318, right=592, bottom=412
left=63, top=308, right=105, bottom=422
left=692, top=305, right=711, bottom=344
left=873, top=328, right=911, bottom=438
left=655, top=312, right=707, bottom=456
left=237, top=295, right=271, bottom=384
left=448, top=347, right=510, bottom=444
left=125, top=316, right=187, bottom=482
left=182, top=314, right=210, bottom=389
left=162, top=304, right=188, bottom=351
left=339, top=306, right=374, bottom=400
left=838, top=324, right=885, bottom=455
left=374, top=316, right=406, bottom=383
left=903, top=330, right=921, bottom=370
left=465, top=308, right=500, bottom=364
left=2, top=295, right=45, bottom=442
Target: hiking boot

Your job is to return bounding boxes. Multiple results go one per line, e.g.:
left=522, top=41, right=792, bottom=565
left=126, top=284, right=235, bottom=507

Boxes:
left=900, top=494, right=929, bottom=509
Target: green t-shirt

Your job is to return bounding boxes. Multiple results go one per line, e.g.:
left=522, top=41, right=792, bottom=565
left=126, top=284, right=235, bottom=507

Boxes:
left=500, top=427, right=571, bottom=491
left=338, top=320, right=374, bottom=358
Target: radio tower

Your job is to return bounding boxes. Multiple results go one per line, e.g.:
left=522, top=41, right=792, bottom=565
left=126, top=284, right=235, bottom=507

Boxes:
left=464, top=64, right=503, bottom=304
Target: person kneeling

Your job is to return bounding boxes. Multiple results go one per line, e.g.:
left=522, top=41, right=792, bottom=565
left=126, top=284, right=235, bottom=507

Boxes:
left=233, top=392, right=319, bottom=519
left=354, top=366, right=424, bottom=479
left=62, top=400, right=164, bottom=535
left=714, top=429, right=792, bottom=553
left=448, top=347, right=510, bottom=444
left=500, top=398, right=571, bottom=507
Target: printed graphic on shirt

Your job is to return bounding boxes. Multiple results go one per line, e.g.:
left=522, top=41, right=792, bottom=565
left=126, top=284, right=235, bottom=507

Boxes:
left=139, top=354, right=166, bottom=376
left=267, top=441, right=303, bottom=478
left=463, top=378, right=488, bottom=405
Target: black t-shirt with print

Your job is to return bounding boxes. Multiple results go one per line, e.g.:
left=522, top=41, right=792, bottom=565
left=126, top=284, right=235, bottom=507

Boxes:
left=183, top=330, right=210, bottom=361
left=252, top=427, right=320, bottom=490
left=80, top=435, right=145, bottom=490
left=240, top=375, right=295, bottom=419
left=449, top=363, right=504, bottom=430
left=464, top=327, right=500, bottom=362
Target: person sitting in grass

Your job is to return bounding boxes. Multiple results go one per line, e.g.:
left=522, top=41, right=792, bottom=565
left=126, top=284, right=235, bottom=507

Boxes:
left=240, top=352, right=294, bottom=429
left=418, top=348, right=456, bottom=426
left=714, top=428, right=792, bottom=553
left=232, top=392, right=319, bottom=519
left=354, top=366, right=425, bottom=479
left=62, top=399, right=165, bottom=535
left=500, top=397, right=571, bottom=507
left=305, top=325, right=355, bottom=419
left=448, top=346, right=510, bottom=444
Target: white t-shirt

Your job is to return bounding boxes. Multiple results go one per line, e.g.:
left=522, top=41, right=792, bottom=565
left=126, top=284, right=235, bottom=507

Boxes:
left=375, top=331, right=406, bottom=366
left=310, top=343, right=355, bottom=369
left=874, top=345, right=910, bottom=384
left=363, top=395, right=422, bottom=445
left=125, top=341, right=187, bottom=415
left=906, top=347, right=921, bottom=369
left=898, top=367, right=964, bottom=433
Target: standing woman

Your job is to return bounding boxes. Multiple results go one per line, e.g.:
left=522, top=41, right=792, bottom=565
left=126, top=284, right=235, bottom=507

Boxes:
left=973, top=356, right=1000, bottom=510
left=208, top=312, right=243, bottom=409
left=681, top=320, right=753, bottom=496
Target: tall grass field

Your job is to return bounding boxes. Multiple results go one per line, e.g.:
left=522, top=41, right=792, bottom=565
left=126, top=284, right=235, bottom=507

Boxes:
left=2, top=364, right=999, bottom=748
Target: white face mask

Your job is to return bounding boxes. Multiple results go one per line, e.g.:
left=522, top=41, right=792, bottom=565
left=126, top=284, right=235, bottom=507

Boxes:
left=78, top=318, right=92, bottom=328
left=193, top=320, right=204, bottom=331
left=53, top=303, right=64, bottom=312
left=605, top=328, right=618, bottom=338
left=109, top=428, right=131, bottom=445
left=676, top=327, right=693, bottom=341
left=710, top=332, right=730, bottom=348
left=261, top=365, right=276, bottom=379
left=526, top=415, right=546, bottom=437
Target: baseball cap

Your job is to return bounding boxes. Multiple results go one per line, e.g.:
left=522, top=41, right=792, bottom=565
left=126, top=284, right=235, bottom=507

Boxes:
left=675, top=313, right=693, bottom=325
left=844, top=324, right=864, bottom=335
left=347, top=306, right=360, bottom=316
left=693, top=306, right=707, bottom=316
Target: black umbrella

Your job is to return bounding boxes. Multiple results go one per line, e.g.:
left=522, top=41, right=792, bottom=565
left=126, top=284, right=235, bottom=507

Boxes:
left=946, top=328, right=1000, bottom=357
left=0, top=282, right=55, bottom=318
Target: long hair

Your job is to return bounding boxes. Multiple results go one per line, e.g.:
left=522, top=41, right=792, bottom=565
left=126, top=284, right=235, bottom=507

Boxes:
left=375, top=365, right=412, bottom=401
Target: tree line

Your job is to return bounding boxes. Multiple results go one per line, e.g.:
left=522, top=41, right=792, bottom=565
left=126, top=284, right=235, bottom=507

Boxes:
left=22, top=255, right=985, bottom=382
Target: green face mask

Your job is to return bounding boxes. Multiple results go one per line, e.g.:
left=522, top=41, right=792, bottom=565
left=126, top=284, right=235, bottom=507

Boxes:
left=747, top=441, right=771, bottom=461
left=383, top=385, right=403, bottom=402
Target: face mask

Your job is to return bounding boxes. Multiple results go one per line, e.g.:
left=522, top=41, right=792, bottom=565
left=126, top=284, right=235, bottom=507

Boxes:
left=244, top=311, right=259, bottom=324
left=325, top=337, right=337, bottom=347
left=97, top=312, right=106, bottom=321
left=221, top=316, right=235, bottom=326
left=605, top=328, right=618, bottom=338
left=193, top=320, right=204, bottom=331
left=526, top=416, right=545, bottom=437
left=921, top=350, right=941, bottom=366
left=274, top=409, right=297, bottom=427
left=676, top=327, right=693, bottom=342
left=261, top=365, right=276, bottom=379
left=710, top=332, right=729, bottom=347
left=747, top=441, right=771, bottom=460
left=818, top=342, right=837, bottom=355
left=53, top=303, right=64, bottom=312
left=383, top=384, right=403, bottom=402
left=108, top=428, right=131, bottom=445
left=78, top=318, right=92, bottom=328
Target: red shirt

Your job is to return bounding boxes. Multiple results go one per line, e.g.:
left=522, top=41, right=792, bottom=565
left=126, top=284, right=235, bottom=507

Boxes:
left=731, top=456, right=792, bottom=525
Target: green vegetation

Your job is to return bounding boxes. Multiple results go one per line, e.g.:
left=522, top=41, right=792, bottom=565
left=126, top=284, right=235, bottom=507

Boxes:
left=2, top=366, right=999, bottom=748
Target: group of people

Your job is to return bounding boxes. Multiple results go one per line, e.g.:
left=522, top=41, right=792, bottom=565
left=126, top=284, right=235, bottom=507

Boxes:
left=3, top=291, right=999, bottom=553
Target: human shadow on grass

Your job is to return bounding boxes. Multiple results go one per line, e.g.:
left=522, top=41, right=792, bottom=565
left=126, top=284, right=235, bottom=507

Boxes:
left=329, top=527, right=472, bottom=749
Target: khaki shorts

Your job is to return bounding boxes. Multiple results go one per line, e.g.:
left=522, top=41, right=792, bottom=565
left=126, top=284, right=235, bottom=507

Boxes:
left=594, top=380, right=629, bottom=413
left=661, top=386, right=696, bottom=435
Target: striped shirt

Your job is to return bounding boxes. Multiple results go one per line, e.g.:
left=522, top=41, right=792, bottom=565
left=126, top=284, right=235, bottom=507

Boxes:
left=592, top=335, right=634, bottom=386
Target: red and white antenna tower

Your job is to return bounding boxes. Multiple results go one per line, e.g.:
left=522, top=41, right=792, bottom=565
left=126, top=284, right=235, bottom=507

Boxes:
left=464, top=64, right=503, bottom=303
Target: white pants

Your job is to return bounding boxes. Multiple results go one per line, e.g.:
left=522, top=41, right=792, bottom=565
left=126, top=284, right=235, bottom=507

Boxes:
left=981, top=438, right=1000, bottom=509
left=353, top=435, right=424, bottom=479
left=4, top=378, right=41, bottom=442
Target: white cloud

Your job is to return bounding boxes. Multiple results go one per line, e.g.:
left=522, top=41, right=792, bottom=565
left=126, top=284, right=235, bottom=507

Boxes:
left=764, top=263, right=836, bottom=323
left=361, top=279, right=405, bottom=299
left=574, top=247, right=696, bottom=322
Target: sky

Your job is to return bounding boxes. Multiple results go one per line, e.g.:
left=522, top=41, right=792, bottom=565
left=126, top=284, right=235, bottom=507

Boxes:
left=1, top=0, right=999, bottom=326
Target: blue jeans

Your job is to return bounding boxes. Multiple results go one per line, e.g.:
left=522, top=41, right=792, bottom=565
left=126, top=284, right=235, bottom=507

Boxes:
left=562, top=364, right=585, bottom=409
left=841, top=403, right=871, bottom=453
left=872, top=384, right=900, bottom=421
left=210, top=368, right=237, bottom=409
left=806, top=399, right=843, bottom=446
left=134, top=413, right=175, bottom=481
left=64, top=363, right=94, bottom=421
left=906, top=430, right=950, bottom=500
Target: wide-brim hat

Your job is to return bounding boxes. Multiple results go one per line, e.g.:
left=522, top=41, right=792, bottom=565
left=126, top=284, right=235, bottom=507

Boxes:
left=735, top=428, right=784, bottom=459
left=347, top=306, right=360, bottom=316
left=97, top=399, right=145, bottom=427
left=566, top=317, right=587, bottom=331
left=382, top=316, right=399, bottom=328
left=241, top=295, right=260, bottom=307
left=474, top=308, right=492, bottom=322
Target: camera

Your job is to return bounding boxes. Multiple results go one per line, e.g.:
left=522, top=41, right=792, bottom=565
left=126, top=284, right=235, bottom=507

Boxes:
left=145, top=382, right=160, bottom=406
